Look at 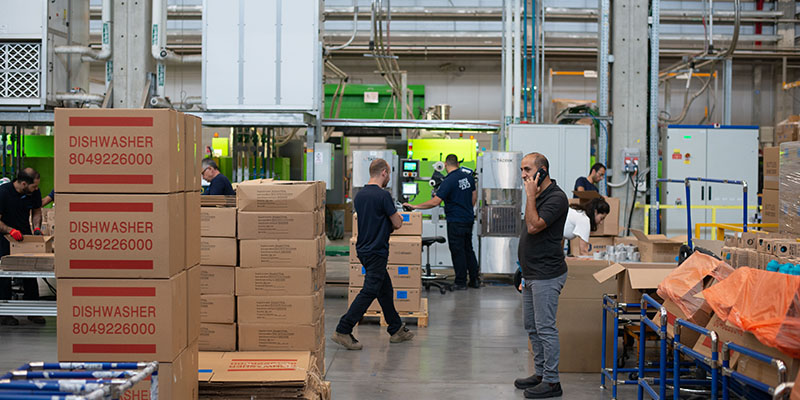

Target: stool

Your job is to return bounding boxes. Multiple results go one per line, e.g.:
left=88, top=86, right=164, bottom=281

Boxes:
left=421, top=236, right=453, bottom=294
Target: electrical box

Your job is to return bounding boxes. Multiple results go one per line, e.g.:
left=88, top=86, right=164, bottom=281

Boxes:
left=312, top=142, right=333, bottom=191
left=621, top=148, right=640, bottom=173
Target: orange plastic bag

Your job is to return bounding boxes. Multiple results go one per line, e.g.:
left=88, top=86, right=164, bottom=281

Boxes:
left=657, top=252, right=734, bottom=321
left=703, top=267, right=800, bottom=358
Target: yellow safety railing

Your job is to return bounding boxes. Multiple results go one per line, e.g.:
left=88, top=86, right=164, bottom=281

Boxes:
left=694, top=223, right=779, bottom=240
left=635, top=203, right=760, bottom=239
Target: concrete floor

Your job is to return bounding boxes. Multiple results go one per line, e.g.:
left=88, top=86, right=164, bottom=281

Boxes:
left=0, top=271, right=637, bottom=399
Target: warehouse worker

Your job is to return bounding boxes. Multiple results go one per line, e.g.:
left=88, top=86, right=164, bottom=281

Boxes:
left=402, top=154, right=479, bottom=290
left=514, top=153, right=568, bottom=399
left=564, top=197, right=610, bottom=256
left=333, top=158, right=415, bottom=350
left=201, top=158, right=235, bottom=196
left=0, top=168, right=46, bottom=326
left=41, top=189, right=54, bottom=207
left=573, top=162, right=606, bottom=197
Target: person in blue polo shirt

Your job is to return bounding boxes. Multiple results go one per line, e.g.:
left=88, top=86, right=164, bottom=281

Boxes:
left=403, top=154, right=479, bottom=290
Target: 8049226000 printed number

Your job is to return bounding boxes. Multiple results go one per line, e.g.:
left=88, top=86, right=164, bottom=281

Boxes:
left=69, top=238, right=153, bottom=251
left=73, top=322, right=156, bottom=335
left=68, top=152, right=153, bottom=166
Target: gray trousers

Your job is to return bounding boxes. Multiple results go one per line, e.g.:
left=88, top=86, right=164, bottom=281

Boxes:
left=523, top=272, right=567, bottom=383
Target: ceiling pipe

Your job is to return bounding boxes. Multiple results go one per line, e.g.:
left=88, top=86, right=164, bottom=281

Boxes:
left=56, top=0, right=111, bottom=61
left=325, top=0, right=358, bottom=53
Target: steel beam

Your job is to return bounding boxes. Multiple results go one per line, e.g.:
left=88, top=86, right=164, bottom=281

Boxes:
left=649, top=0, right=661, bottom=233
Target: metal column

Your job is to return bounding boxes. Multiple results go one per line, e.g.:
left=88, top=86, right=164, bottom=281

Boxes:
left=648, top=0, right=661, bottom=233
left=723, top=58, right=733, bottom=125
left=597, top=0, right=610, bottom=195
left=112, top=0, right=155, bottom=107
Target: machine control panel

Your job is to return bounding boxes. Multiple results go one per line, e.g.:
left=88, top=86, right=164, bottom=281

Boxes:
left=400, top=159, right=419, bottom=178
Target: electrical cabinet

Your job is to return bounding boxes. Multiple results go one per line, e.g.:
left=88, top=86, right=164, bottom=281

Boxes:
left=663, top=125, right=758, bottom=238
left=508, top=124, right=591, bottom=195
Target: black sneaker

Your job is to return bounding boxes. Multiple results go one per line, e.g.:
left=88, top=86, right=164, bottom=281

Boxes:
left=468, top=279, right=481, bottom=289
left=524, top=382, right=563, bottom=399
left=453, top=284, right=468, bottom=291
left=514, top=374, right=542, bottom=389
left=0, top=316, right=19, bottom=326
left=27, top=316, right=46, bottom=325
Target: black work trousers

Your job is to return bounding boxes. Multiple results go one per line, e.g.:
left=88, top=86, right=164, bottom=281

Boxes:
left=336, top=253, right=402, bottom=335
left=0, top=278, right=39, bottom=300
left=447, top=221, right=479, bottom=286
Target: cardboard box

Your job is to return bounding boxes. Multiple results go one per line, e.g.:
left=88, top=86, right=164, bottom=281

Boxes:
left=185, top=114, right=202, bottom=192
left=593, top=262, right=676, bottom=304
left=569, top=236, right=614, bottom=256
left=200, top=207, right=237, bottom=238
left=772, top=240, right=800, bottom=257
left=235, top=266, right=324, bottom=296
left=6, top=235, right=54, bottom=254
left=570, top=191, right=620, bottom=236
left=740, top=231, right=770, bottom=249
left=54, top=108, right=185, bottom=193
left=199, top=323, right=237, bottom=352
left=238, top=236, right=325, bottom=268
left=764, top=147, right=780, bottom=190
left=631, top=230, right=684, bottom=263
left=236, top=180, right=325, bottom=212
left=55, top=193, right=185, bottom=278
left=185, top=191, right=201, bottom=268
left=652, top=298, right=712, bottom=347
left=57, top=271, right=188, bottom=362
left=763, top=189, right=780, bottom=232
left=198, top=350, right=314, bottom=383
left=200, top=294, right=235, bottom=324
left=775, top=115, right=800, bottom=145
left=351, top=236, right=422, bottom=265
left=349, top=264, right=422, bottom=288
left=236, top=210, right=324, bottom=240
left=238, top=318, right=324, bottom=351
left=0, top=254, right=54, bottom=271
left=201, top=237, right=237, bottom=266
left=563, top=258, right=615, bottom=300
left=353, top=211, right=423, bottom=236
left=237, top=291, right=323, bottom=324
left=199, top=265, right=235, bottom=295
left=556, top=298, right=615, bottom=372
left=348, top=287, right=421, bottom=312
left=125, top=340, right=198, bottom=400
left=187, top=265, right=200, bottom=343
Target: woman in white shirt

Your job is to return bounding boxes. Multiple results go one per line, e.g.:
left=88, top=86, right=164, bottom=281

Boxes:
left=564, top=197, right=610, bottom=255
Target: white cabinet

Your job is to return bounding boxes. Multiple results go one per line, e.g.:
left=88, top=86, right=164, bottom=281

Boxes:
left=508, top=124, right=591, bottom=195
left=663, top=126, right=758, bottom=238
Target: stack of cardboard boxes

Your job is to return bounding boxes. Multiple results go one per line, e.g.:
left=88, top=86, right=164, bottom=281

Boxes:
left=779, top=141, right=800, bottom=236
left=199, top=204, right=238, bottom=351
left=54, top=108, right=202, bottom=399
left=235, top=179, right=327, bottom=373
left=348, top=211, right=423, bottom=313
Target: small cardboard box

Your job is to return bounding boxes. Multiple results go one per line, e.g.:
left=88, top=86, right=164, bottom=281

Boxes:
left=740, top=231, right=770, bottom=249
left=57, top=271, right=188, bottom=362
left=200, top=207, right=237, bottom=238
left=593, top=262, right=676, bottom=304
left=348, top=287, right=421, bottom=312
left=238, top=318, right=324, bottom=351
left=771, top=239, right=800, bottom=257
left=353, top=211, right=423, bottom=236
left=350, top=236, right=422, bottom=264
left=199, top=323, right=237, bottom=352
left=652, top=298, right=712, bottom=347
left=236, top=180, right=325, bottom=212
left=775, top=115, right=800, bottom=145
left=199, top=265, right=235, bottom=295
left=200, top=294, right=235, bottom=324
left=239, top=236, right=325, bottom=268
left=6, top=235, right=54, bottom=254
left=187, top=265, right=201, bottom=343
left=201, top=237, right=237, bottom=267
left=764, top=146, right=780, bottom=190
left=631, top=230, right=684, bottom=263
left=235, top=267, right=324, bottom=296
left=54, top=108, right=185, bottom=193
left=570, top=191, right=620, bottom=237
left=198, top=350, right=313, bottom=383
left=237, top=291, right=323, bottom=324
left=563, top=258, right=615, bottom=300
left=55, top=193, right=185, bottom=278
left=186, top=191, right=201, bottom=268
left=237, top=210, right=324, bottom=240
left=349, top=264, right=422, bottom=288
left=126, top=340, right=198, bottom=400
left=569, top=236, right=614, bottom=256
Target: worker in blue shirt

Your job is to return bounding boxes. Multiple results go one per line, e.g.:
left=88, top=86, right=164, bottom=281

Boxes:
left=573, top=162, right=606, bottom=197
left=201, top=158, right=235, bottom=196
left=403, top=154, right=479, bottom=290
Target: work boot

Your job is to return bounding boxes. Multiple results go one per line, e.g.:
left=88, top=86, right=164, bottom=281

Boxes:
left=27, top=316, right=46, bottom=325
left=524, top=382, right=563, bottom=399
left=468, top=278, right=481, bottom=289
left=331, top=332, right=363, bottom=350
left=514, top=374, right=542, bottom=389
left=0, top=316, right=18, bottom=326
left=453, top=284, right=468, bottom=291
left=389, top=324, right=414, bottom=343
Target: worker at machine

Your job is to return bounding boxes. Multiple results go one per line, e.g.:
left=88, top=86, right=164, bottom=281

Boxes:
left=402, top=154, right=479, bottom=290
left=514, top=153, right=568, bottom=399
left=563, top=197, right=611, bottom=256
left=573, top=162, right=606, bottom=196
left=41, top=189, right=55, bottom=207
left=332, top=158, right=415, bottom=350
left=201, top=158, right=235, bottom=196
left=0, top=168, right=46, bottom=326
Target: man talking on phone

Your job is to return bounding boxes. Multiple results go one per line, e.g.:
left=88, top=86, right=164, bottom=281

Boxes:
left=513, top=153, right=569, bottom=399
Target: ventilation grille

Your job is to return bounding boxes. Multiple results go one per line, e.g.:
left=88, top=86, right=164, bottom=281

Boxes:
left=481, top=205, right=521, bottom=236
left=0, top=42, right=41, bottom=101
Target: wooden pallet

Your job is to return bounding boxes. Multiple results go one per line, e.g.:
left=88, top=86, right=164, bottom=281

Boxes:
left=362, top=298, right=428, bottom=328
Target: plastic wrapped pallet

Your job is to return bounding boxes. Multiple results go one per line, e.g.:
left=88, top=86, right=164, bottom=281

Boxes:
left=779, top=141, right=800, bottom=236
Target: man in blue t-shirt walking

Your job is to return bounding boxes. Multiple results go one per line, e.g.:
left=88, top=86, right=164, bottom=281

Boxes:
left=332, top=159, right=415, bottom=350
left=403, top=154, right=479, bottom=290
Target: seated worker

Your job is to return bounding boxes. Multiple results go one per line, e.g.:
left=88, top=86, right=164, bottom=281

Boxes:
left=573, top=162, right=606, bottom=197
left=201, top=158, right=235, bottom=196
left=563, top=197, right=610, bottom=256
